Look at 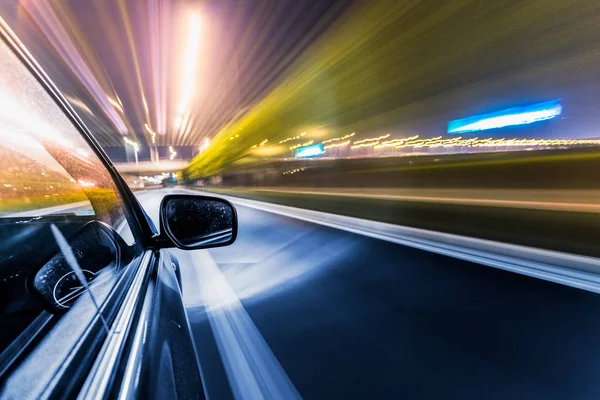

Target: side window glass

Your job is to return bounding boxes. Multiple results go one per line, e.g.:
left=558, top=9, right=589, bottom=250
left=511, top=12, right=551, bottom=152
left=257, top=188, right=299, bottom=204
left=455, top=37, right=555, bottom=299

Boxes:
left=0, top=34, right=140, bottom=378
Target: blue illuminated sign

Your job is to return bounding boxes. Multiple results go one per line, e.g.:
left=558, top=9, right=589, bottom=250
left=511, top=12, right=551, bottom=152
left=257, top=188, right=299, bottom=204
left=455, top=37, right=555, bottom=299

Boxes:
left=447, top=99, right=562, bottom=134
left=295, top=144, right=325, bottom=158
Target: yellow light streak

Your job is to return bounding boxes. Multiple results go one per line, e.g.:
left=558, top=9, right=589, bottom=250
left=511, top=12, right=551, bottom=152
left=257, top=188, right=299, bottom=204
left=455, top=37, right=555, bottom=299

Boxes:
left=290, top=140, right=314, bottom=150
left=322, top=132, right=356, bottom=144
left=324, top=140, right=351, bottom=149
left=353, top=134, right=390, bottom=145
left=279, top=132, right=307, bottom=144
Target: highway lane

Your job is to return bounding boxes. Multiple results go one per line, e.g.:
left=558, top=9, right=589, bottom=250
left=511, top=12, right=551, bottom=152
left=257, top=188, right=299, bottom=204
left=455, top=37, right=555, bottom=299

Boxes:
left=137, top=189, right=600, bottom=399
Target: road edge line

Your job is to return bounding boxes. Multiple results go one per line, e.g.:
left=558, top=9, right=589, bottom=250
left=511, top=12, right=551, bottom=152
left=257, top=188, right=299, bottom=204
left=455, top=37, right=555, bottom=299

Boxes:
left=187, top=189, right=600, bottom=295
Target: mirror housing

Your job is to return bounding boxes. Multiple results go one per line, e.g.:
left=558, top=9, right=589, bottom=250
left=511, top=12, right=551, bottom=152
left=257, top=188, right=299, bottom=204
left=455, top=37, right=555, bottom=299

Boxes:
left=159, top=194, right=237, bottom=250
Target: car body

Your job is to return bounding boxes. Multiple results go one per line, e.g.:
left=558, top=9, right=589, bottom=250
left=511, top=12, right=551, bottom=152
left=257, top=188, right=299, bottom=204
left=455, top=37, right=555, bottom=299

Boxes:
left=0, top=18, right=230, bottom=399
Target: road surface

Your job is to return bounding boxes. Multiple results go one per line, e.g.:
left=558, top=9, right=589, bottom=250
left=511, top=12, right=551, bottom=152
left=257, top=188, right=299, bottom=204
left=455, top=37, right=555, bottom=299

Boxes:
left=137, top=188, right=600, bottom=400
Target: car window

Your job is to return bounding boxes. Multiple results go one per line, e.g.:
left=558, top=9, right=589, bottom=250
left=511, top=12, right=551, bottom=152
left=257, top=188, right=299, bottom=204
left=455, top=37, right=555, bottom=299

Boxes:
left=0, top=34, right=140, bottom=374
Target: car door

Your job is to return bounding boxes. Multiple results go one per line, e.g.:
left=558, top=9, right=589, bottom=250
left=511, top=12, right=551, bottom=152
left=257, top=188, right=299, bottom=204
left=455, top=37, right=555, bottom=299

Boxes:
left=0, top=17, right=206, bottom=399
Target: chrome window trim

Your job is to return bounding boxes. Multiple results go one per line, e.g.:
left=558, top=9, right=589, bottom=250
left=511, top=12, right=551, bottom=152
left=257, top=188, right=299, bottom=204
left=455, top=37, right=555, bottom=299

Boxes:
left=115, top=252, right=163, bottom=399
left=77, top=250, right=153, bottom=399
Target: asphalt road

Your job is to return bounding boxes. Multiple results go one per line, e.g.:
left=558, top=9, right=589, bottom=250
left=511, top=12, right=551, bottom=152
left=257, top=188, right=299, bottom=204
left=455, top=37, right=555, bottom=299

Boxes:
left=137, top=189, right=600, bottom=400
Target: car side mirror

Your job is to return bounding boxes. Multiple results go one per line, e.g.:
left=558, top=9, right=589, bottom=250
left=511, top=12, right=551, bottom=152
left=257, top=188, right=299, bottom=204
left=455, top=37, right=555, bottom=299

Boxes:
left=159, top=194, right=237, bottom=250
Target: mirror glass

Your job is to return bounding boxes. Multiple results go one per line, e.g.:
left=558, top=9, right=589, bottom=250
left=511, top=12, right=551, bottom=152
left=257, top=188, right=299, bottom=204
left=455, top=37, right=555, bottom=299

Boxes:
left=163, top=196, right=236, bottom=249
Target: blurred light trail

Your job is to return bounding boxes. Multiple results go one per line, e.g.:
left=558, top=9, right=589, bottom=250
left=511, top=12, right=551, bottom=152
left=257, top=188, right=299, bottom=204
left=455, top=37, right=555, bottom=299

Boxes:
left=353, top=134, right=391, bottom=145
left=283, top=168, right=305, bottom=175
left=19, top=2, right=129, bottom=135
left=2, top=1, right=348, bottom=152
left=289, top=140, right=314, bottom=150
left=250, top=139, right=269, bottom=149
left=107, top=96, right=124, bottom=114
left=374, top=135, right=421, bottom=148
left=124, top=137, right=139, bottom=168
left=184, top=0, right=600, bottom=179
left=323, top=140, right=351, bottom=149
left=294, top=144, right=324, bottom=158
left=199, top=138, right=210, bottom=153
left=144, top=124, right=157, bottom=144
left=448, top=100, right=563, bottom=134
left=64, top=95, right=94, bottom=116
left=147, top=0, right=170, bottom=136
left=322, top=132, right=355, bottom=144
left=348, top=135, right=600, bottom=154
left=123, top=137, right=139, bottom=152
left=392, top=137, right=600, bottom=150
left=77, top=179, right=96, bottom=188
left=169, top=146, right=177, bottom=160
left=175, top=13, right=201, bottom=135
left=279, top=132, right=307, bottom=144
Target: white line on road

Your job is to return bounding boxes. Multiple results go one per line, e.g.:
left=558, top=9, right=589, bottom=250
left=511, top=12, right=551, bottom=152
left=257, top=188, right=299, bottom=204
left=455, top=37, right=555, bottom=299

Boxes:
left=184, top=249, right=301, bottom=400
left=184, top=189, right=600, bottom=295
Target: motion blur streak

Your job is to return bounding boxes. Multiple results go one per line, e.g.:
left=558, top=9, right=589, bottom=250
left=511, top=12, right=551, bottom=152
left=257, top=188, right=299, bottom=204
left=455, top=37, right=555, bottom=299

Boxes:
left=184, top=0, right=600, bottom=178
left=175, top=13, right=201, bottom=140
left=19, top=1, right=129, bottom=135
left=1, top=1, right=346, bottom=149
left=147, top=0, right=170, bottom=135
left=166, top=240, right=301, bottom=400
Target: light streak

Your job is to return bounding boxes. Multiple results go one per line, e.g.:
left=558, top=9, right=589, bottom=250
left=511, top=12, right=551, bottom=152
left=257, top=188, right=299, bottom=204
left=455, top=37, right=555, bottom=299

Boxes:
left=77, top=179, right=96, bottom=187
left=107, top=96, right=124, bottom=114
left=279, top=132, right=306, bottom=144
left=21, top=2, right=129, bottom=135
left=322, top=132, right=356, bottom=144
left=290, top=140, right=314, bottom=150
left=353, top=134, right=391, bottom=145
left=295, top=144, right=325, bottom=158
left=169, top=146, right=177, bottom=160
left=175, top=13, right=201, bottom=132
left=124, top=137, right=139, bottom=168
left=65, top=95, right=94, bottom=115
left=145, top=124, right=157, bottom=144
left=448, top=100, right=562, bottom=134
left=199, top=138, right=210, bottom=153
left=283, top=168, right=305, bottom=175
left=324, top=140, right=351, bottom=149
left=123, top=137, right=139, bottom=152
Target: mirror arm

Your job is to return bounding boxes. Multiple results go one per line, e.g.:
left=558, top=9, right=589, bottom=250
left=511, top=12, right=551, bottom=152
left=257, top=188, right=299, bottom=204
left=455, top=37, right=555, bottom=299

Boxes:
left=148, top=233, right=176, bottom=249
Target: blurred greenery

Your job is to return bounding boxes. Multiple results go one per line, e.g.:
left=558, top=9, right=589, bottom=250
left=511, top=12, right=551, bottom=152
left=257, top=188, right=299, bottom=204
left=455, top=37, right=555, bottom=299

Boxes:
left=185, top=0, right=600, bottom=179
left=0, top=192, right=89, bottom=214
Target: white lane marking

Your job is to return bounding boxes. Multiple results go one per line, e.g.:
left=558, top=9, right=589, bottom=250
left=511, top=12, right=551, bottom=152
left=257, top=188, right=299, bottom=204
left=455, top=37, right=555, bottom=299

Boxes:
left=186, top=250, right=301, bottom=400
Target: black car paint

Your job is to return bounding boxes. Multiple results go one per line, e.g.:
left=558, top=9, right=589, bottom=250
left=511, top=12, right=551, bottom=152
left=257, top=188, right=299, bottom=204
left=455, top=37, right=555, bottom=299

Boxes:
left=135, top=251, right=206, bottom=400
